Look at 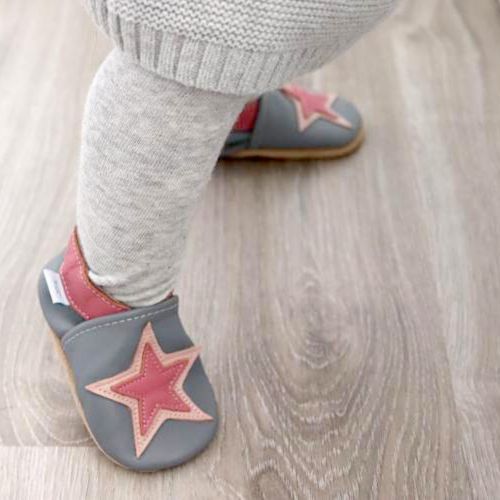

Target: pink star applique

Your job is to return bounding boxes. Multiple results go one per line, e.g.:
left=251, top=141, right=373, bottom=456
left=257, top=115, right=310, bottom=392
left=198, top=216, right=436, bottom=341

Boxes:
left=86, top=322, right=212, bottom=457
left=282, top=85, right=353, bottom=132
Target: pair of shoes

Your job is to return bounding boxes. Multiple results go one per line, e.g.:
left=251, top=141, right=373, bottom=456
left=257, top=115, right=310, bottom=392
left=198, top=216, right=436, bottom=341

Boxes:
left=38, top=85, right=364, bottom=473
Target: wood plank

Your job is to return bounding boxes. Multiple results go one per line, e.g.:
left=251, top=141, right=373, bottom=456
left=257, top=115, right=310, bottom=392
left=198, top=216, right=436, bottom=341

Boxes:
left=1, top=0, right=499, bottom=497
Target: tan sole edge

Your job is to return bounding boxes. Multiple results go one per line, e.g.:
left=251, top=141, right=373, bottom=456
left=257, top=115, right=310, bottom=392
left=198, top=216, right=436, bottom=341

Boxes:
left=48, top=328, right=135, bottom=471
left=225, top=127, right=365, bottom=161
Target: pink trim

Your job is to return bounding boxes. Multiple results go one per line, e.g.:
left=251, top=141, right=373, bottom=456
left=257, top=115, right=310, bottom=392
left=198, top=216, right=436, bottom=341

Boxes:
left=86, top=322, right=212, bottom=457
left=59, top=230, right=130, bottom=320
left=232, top=99, right=259, bottom=132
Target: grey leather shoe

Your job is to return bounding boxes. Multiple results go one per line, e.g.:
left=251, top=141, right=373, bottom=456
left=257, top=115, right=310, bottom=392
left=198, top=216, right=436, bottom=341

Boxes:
left=221, top=84, right=364, bottom=160
left=38, top=232, right=217, bottom=471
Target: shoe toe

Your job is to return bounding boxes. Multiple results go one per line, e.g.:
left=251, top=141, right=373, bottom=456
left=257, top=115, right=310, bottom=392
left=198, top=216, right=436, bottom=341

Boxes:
left=328, top=96, right=363, bottom=148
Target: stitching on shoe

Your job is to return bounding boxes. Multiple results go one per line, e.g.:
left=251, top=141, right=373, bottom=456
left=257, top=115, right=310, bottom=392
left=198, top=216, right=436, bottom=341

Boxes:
left=62, top=304, right=178, bottom=348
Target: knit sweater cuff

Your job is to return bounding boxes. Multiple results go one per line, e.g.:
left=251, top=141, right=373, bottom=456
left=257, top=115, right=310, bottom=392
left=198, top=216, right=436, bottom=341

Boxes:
left=84, top=0, right=337, bottom=96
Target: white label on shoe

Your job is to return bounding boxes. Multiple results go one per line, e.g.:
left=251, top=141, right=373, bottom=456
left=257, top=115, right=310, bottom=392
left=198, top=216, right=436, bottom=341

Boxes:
left=43, top=269, right=69, bottom=306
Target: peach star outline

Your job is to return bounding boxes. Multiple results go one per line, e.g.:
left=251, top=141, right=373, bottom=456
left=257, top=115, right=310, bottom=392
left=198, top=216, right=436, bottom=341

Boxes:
left=282, top=84, right=353, bottom=132
left=86, top=322, right=213, bottom=457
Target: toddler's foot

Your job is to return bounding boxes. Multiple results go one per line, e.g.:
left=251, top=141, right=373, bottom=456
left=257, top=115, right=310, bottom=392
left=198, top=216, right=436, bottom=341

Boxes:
left=38, top=231, right=217, bottom=472
left=221, top=84, right=364, bottom=160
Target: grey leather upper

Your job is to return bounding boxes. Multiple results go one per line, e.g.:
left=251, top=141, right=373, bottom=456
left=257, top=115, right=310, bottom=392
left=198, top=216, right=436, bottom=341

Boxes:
left=221, top=89, right=362, bottom=156
left=220, top=130, right=252, bottom=156
left=39, top=255, right=217, bottom=471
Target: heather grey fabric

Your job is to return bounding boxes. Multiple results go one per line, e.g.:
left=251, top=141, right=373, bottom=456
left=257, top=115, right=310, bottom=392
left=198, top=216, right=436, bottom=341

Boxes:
left=38, top=256, right=217, bottom=471
left=82, top=0, right=399, bottom=95
left=220, top=90, right=363, bottom=157
left=77, top=49, right=246, bottom=306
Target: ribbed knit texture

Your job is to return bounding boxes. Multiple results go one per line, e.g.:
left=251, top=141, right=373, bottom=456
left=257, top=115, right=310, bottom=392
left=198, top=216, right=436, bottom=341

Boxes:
left=77, top=49, right=246, bottom=306
left=82, top=0, right=398, bottom=95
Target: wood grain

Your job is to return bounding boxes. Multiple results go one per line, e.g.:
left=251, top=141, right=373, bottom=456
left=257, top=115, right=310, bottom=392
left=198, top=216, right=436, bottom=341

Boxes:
left=0, top=0, right=499, bottom=498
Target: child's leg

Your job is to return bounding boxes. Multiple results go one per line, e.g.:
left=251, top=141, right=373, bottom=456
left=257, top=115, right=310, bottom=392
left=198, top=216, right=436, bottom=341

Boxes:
left=74, top=1, right=399, bottom=308
left=77, top=49, right=245, bottom=306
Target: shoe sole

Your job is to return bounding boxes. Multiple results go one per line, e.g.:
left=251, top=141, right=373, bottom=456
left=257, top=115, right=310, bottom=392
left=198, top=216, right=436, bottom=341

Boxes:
left=224, top=126, right=365, bottom=161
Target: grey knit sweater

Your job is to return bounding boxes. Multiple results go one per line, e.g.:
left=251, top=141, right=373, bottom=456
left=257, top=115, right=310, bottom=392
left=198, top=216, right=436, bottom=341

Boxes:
left=84, top=0, right=397, bottom=95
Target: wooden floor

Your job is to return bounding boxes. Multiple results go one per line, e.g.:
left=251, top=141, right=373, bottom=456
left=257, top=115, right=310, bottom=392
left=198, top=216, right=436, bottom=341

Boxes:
left=1, top=0, right=500, bottom=498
